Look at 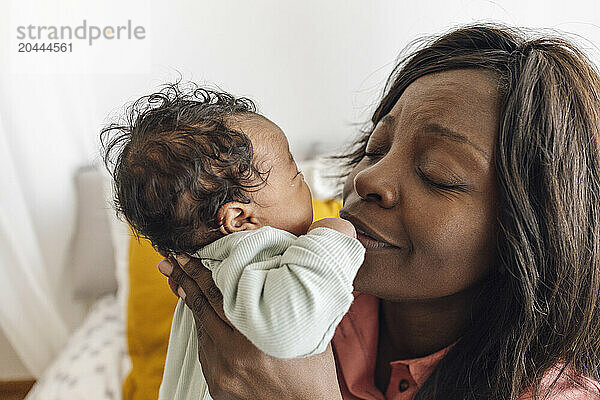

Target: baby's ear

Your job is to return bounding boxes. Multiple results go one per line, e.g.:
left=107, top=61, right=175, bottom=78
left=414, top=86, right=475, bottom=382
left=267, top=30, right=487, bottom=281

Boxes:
left=217, top=202, right=261, bottom=234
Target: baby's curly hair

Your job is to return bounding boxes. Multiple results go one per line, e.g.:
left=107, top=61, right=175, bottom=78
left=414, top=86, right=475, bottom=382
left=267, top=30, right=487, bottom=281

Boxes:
left=101, top=83, right=268, bottom=254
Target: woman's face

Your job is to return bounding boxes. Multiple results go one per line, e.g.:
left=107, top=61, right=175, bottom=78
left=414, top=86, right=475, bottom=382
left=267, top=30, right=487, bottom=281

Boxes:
left=341, top=69, right=501, bottom=301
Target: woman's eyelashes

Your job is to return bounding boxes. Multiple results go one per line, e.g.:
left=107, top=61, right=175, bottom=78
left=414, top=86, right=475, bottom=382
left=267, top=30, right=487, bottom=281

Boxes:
left=416, top=167, right=470, bottom=193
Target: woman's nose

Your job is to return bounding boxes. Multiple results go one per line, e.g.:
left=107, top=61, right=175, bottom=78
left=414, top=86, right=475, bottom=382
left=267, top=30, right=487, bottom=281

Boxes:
left=353, top=164, right=399, bottom=209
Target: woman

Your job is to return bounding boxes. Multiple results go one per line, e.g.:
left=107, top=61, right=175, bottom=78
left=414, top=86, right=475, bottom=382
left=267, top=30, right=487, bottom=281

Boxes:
left=158, top=24, right=600, bottom=399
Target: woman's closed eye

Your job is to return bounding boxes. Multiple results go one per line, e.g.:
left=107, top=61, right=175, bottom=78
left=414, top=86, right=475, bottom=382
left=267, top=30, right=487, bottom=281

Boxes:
left=416, top=166, right=470, bottom=193
left=362, top=148, right=470, bottom=193
left=363, top=135, right=472, bottom=193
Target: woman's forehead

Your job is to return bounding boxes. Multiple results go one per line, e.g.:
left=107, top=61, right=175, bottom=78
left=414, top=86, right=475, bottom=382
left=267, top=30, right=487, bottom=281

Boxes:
left=398, top=69, right=501, bottom=110
left=387, top=69, right=502, bottom=155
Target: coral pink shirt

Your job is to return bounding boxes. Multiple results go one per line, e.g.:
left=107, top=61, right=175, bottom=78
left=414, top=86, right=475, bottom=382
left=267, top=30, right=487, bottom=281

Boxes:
left=331, top=292, right=600, bottom=400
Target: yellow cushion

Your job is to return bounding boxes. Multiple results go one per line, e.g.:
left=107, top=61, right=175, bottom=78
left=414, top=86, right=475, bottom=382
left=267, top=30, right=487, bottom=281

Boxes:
left=123, top=232, right=178, bottom=400
left=123, top=199, right=342, bottom=400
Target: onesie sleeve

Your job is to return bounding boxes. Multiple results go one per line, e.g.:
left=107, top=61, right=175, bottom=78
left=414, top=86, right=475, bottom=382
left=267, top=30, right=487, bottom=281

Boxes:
left=198, top=226, right=365, bottom=358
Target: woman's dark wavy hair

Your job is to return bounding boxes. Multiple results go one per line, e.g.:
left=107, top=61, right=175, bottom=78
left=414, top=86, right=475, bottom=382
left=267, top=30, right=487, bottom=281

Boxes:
left=341, top=24, right=600, bottom=399
left=101, top=83, right=267, bottom=254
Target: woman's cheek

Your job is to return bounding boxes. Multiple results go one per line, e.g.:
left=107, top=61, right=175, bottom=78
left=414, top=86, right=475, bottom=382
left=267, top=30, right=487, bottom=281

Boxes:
left=434, top=214, right=495, bottom=285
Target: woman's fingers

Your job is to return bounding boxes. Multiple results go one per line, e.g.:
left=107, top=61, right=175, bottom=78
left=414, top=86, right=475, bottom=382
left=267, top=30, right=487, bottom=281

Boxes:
left=160, top=256, right=234, bottom=331
left=167, top=277, right=179, bottom=297
left=159, top=259, right=233, bottom=350
left=173, top=254, right=232, bottom=326
left=174, top=254, right=214, bottom=292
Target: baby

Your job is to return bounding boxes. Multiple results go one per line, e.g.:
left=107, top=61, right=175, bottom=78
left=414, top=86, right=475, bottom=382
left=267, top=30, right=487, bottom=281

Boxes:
left=101, top=84, right=365, bottom=400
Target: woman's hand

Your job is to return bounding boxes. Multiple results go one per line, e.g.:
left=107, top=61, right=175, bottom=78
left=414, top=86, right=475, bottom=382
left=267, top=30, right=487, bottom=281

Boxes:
left=158, top=255, right=342, bottom=400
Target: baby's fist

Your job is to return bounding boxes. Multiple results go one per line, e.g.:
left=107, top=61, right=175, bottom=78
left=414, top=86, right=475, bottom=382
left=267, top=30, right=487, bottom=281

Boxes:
left=307, top=218, right=356, bottom=238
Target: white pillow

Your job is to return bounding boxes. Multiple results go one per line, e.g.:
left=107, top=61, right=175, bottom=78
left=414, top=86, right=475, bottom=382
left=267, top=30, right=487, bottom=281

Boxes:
left=69, top=166, right=118, bottom=300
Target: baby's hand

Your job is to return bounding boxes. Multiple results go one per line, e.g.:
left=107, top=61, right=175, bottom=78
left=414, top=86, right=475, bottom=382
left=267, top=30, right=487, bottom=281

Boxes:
left=307, top=217, right=356, bottom=238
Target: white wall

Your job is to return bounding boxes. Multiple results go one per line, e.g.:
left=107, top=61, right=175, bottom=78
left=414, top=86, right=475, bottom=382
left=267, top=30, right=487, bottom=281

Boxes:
left=1, top=0, right=599, bottom=380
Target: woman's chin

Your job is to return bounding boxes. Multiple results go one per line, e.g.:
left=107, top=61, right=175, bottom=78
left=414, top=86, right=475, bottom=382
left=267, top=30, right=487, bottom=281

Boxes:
left=353, top=256, right=433, bottom=301
left=353, top=260, right=404, bottom=299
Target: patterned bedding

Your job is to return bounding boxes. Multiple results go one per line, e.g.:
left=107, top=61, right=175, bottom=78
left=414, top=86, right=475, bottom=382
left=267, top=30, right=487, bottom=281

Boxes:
left=25, top=294, right=131, bottom=400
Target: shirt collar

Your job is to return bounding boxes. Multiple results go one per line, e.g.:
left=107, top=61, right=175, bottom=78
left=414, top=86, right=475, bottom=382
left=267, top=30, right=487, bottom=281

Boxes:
left=332, top=292, right=455, bottom=398
left=389, top=344, right=452, bottom=388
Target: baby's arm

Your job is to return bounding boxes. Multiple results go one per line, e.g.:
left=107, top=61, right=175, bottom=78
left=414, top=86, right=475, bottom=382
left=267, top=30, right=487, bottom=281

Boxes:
left=201, top=225, right=365, bottom=359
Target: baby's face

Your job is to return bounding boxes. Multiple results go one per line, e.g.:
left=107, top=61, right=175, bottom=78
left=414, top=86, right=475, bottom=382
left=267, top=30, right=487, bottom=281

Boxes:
left=236, top=115, right=313, bottom=236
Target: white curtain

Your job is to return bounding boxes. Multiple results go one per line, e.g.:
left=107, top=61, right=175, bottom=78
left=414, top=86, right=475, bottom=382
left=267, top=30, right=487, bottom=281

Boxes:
left=0, top=114, right=70, bottom=377
left=0, top=0, right=154, bottom=376
left=0, top=65, right=145, bottom=379
left=0, top=0, right=152, bottom=377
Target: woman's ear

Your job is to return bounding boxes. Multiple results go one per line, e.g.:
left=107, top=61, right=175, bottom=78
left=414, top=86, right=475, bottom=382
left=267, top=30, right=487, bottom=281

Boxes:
left=217, top=202, right=261, bottom=234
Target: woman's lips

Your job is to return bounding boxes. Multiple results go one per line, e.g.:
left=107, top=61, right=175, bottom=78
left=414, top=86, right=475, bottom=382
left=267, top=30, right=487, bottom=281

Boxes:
left=356, top=229, right=394, bottom=249
left=339, top=209, right=400, bottom=249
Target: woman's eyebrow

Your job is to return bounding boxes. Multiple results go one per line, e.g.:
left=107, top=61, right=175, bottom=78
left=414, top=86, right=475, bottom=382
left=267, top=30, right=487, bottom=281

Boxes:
left=422, top=123, right=490, bottom=161
left=381, top=114, right=490, bottom=161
